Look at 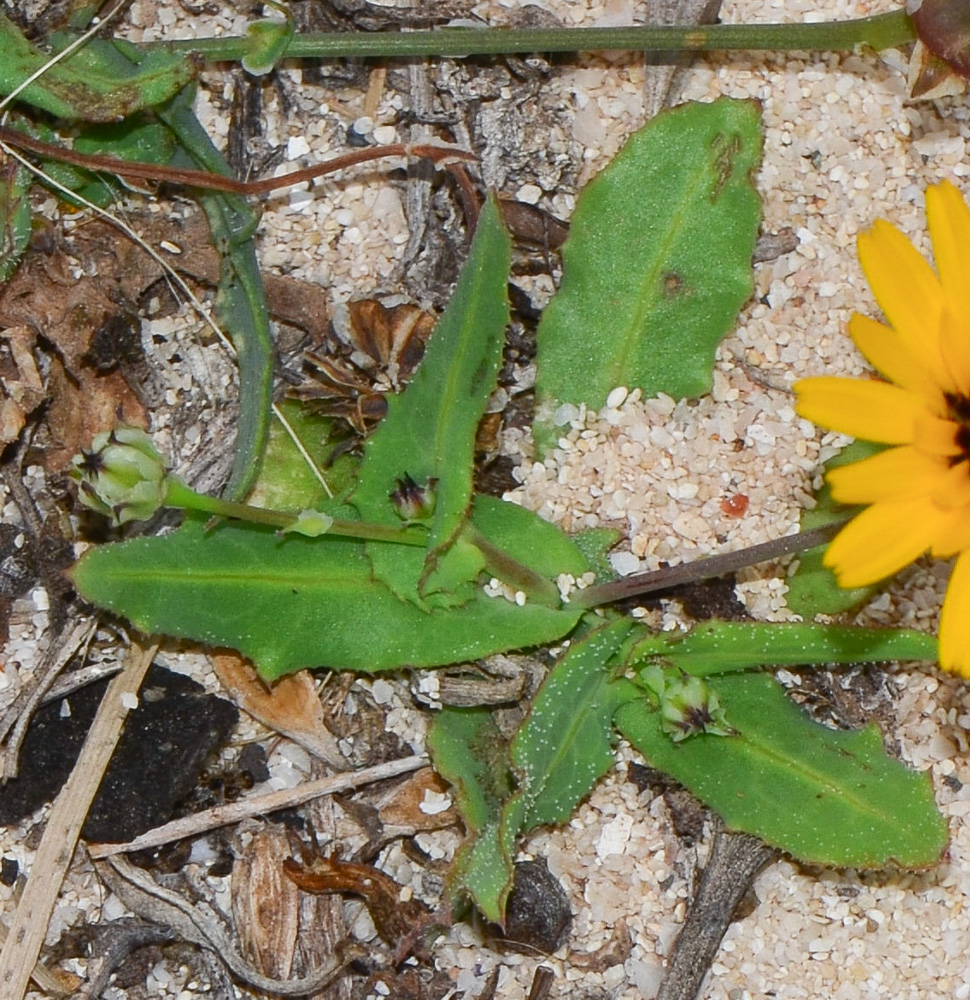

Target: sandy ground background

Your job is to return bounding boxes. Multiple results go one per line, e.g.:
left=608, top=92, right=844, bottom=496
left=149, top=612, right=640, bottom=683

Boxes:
left=3, top=0, right=970, bottom=997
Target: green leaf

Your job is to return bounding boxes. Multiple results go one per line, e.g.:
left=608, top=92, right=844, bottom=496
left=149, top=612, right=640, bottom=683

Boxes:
left=616, top=672, right=947, bottom=867
left=535, top=98, right=763, bottom=447
left=248, top=401, right=358, bottom=512
left=786, top=440, right=884, bottom=617
left=0, top=14, right=196, bottom=121
left=0, top=154, right=31, bottom=281
left=352, top=198, right=511, bottom=603
left=428, top=707, right=513, bottom=836
left=633, top=620, right=938, bottom=675
left=71, top=514, right=583, bottom=680
left=470, top=494, right=590, bottom=582
left=427, top=705, right=516, bottom=916
left=74, top=117, right=178, bottom=163
left=446, top=618, right=638, bottom=921
left=508, top=619, right=637, bottom=828
left=55, top=116, right=179, bottom=206
left=570, top=527, right=622, bottom=584
left=242, top=18, right=295, bottom=76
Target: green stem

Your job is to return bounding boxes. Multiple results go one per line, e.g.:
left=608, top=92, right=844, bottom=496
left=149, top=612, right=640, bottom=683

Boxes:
left=153, top=9, right=913, bottom=62
left=572, top=519, right=849, bottom=611
left=165, top=480, right=427, bottom=546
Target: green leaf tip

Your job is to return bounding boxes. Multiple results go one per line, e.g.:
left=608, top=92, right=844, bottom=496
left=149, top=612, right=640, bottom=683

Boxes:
left=352, top=196, right=511, bottom=605
left=243, top=18, right=295, bottom=76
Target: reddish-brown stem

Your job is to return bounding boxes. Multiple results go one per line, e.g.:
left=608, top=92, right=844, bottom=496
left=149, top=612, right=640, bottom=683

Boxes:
left=0, top=124, right=476, bottom=196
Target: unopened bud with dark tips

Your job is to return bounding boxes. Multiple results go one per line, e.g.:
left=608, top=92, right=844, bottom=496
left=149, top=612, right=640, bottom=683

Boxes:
left=71, top=426, right=172, bottom=525
left=659, top=674, right=734, bottom=742
left=390, top=473, right=437, bottom=523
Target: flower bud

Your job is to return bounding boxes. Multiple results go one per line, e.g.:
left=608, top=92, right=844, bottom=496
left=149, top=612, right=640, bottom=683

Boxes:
left=71, top=426, right=171, bottom=525
left=658, top=674, right=733, bottom=742
left=389, top=473, right=437, bottom=523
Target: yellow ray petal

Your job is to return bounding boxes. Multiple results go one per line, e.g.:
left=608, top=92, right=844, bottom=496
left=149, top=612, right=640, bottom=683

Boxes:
left=913, top=413, right=961, bottom=457
left=938, top=305, right=970, bottom=395
left=857, top=221, right=953, bottom=392
left=822, top=497, right=941, bottom=586
left=826, top=445, right=948, bottom=505
left=848, top=313, right=941, bottom=404
left=794, top=378, right=925, bottom=443
left=929, top=500, right=970, bottom=557
left=939, top=551, right=970, bottom=677
left=929, top=460, right=970, bottom=511
left=926, top=181, right=970, bottom=325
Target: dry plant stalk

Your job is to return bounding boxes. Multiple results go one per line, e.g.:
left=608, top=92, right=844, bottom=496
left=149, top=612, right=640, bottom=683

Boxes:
left=0, top=639, right=157, bottom=1000
left=86, top=752, right=429, bottom=859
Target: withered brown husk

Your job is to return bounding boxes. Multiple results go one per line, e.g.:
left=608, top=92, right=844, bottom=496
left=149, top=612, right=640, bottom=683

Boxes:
left=290, top=298, right=434, bottom=435
left=283, top=850, right=436, bottom=953
left=910, top=0, right=970, bottom=79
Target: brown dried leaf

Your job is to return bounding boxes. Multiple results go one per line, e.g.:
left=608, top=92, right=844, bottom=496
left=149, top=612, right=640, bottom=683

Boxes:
left=212, top=654, right=349, bottom=770
left=0, top=209, right=333, bottom=466
left=44, top=362, right=146, bottom=470
left=283, top=851, right=431, bottom=946
left=0, top=242, right=146, bottom=467
left=345, top=299, right=434, bottom=382
left=0, top=326, right=46, bottom=445
left=231, top=824, right=300, bottom=981
left=291, top=297, right=434, bottom=434
left=372, top=766, right=459, bottom=833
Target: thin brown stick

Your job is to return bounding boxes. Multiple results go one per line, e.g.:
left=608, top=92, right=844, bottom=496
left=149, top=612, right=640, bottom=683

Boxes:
left=0, top=640, right=157, bottom=1000
left=573, top=519, right=849, bottom=609
left=0, top=125, right=475, bottom=196
left=86, top=752, right=430, bottom=859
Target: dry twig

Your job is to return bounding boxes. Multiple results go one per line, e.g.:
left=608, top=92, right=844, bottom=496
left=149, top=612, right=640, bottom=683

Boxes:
left=0, top=639, right=157, bottom=1000
left=86, top=752, right=429, bottom=859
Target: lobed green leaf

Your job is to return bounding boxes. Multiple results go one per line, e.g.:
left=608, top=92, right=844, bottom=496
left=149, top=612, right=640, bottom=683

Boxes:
left=0, top=14, right=196, bottom=121
left=72, top=498, right=588, bottom=680
left=352, top=198, right=511, bottom=604
left=445, top=618, right=637, bottom=921
left=427, top=707, right=513, bottom=836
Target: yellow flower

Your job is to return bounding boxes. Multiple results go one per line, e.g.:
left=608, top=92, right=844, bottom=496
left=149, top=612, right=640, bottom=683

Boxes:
left=794, top=180, right=970, bottom=677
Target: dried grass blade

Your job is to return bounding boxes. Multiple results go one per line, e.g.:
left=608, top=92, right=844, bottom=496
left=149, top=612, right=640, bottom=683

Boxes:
left=0, top=640, right=156, bottom=1000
